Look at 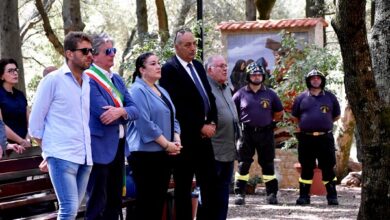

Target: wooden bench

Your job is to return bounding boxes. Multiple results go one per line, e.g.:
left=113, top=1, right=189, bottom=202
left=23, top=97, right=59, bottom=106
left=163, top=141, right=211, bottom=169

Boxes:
left=0, top=147, right=136, bottom=220
left=0, top=147, right=57, bottom=219
left=0, top=147, right=196, bottom=220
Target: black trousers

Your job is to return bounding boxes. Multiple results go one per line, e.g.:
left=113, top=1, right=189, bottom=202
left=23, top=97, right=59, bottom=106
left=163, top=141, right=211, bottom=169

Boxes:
left=297, top=133, right=336, bottom=181
left=173, top=137, right=218, bottom=220
left=85, top=138, right=125, bottom=220
left=237, top=127, right=276, bottom=176
left=128, top=151, right=171, bottom=220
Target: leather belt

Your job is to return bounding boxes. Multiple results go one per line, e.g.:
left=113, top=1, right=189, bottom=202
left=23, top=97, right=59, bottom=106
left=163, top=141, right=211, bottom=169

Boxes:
left=243, top=124, right=272, bottom=132
left=303, top=130, right=332, bottom=136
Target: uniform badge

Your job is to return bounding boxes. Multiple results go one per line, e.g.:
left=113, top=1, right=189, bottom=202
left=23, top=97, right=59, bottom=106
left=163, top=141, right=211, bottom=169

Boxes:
left=260, top=99, right=270, bottom=109
left=320, top=105, right=329, bottom=113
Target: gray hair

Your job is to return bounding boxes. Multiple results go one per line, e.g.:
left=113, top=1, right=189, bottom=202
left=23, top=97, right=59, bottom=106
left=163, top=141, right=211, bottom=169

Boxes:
left=91, top=33, right=115, bottom=55
left=205, top=55, right=224, bottom=71
left=174, top=27, right=192, bottom=45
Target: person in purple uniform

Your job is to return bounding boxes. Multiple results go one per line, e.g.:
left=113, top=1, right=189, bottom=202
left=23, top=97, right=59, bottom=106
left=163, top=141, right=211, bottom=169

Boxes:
left=292, top=69, right=341, bottom=206
left=232, top=63, right=283, bottom=205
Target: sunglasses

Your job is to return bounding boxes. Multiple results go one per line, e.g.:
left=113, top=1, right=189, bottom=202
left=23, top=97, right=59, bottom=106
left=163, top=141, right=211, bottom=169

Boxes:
left=72, top=48, right=94, bottom=55
left=105, top=48, right=117, bottom=56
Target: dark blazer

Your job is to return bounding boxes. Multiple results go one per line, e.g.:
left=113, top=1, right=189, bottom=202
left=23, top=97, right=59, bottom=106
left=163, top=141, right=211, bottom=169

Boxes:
left=160, top=56, right=217, bottom=146
left=89, top=72, right=138, bottom=164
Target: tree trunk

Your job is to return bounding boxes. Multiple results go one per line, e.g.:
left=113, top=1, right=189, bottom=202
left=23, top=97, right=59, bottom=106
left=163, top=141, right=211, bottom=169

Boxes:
left=366, top=0, right=390, bottom=217
left=155, top=0, right=169, bottom=45
left=0, top=0, right=26, bottom=93
left=62, top=0, right=85, bottom=35
left=20, top=0, right=55, bottom=41
left=35, top=0, right=64, bottom=56
left=246, top=0, right=256, bottom=21
left=118, top=29, right=136, bottom=77
left=332, top=0, right=390, bottom=219
left=306, top=0, right=326, bottom=44
left=136, top=0, right=148, bottom=42
left=254, top=0, right=276, bottom=20
left=336, top=104, right=356, bottom=181
left=175, top=0, right=195, bottom=30
left=306, top=0, right=325, bottom=17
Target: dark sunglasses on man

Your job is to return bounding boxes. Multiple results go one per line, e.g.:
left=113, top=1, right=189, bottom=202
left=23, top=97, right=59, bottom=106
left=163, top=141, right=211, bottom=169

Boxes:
left=71, top=48, right=94, bottom=55
left=105, top=48, right=117, bottom=56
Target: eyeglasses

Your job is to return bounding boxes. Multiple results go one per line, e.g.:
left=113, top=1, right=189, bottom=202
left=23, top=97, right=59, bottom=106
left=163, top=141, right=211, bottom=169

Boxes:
left=105, top=48, right=117, bottom=56
left=6, top=68, right=19, bottom=74
left=72, top=48, right=94, bottom=55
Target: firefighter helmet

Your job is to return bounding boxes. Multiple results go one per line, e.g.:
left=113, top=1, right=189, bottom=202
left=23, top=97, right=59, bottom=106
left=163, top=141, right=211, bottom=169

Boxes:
left=246, top=63, right=265, bottom=83
left=305, top=69, right=326, bottom=89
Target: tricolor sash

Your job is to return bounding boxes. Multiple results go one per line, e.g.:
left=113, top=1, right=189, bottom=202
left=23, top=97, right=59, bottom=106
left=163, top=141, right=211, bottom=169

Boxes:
left=85, top=65, right=124, bottom=107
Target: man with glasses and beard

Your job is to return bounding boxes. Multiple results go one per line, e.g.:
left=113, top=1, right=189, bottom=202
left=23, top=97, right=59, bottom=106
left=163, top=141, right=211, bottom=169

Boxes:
left=84, top=33, right=139, bottom=220
left=232, top=63, right=283, bottom=206
left=29, top=31, right=94, bottom=219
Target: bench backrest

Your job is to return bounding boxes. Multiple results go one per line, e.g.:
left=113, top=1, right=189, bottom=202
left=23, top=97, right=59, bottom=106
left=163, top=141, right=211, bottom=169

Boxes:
left=0, top=147, right=53, bottom=203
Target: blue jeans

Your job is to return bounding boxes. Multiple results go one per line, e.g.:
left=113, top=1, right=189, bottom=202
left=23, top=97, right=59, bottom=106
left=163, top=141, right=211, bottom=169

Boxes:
left=47, top=157, right=92, bottom=220
left=215, top=161, right=234, bottom=220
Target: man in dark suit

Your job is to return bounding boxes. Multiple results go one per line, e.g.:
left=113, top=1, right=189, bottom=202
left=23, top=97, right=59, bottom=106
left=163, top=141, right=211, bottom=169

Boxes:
left=85, top=33, right=138, bottom=220
left=160, top=28, right=218, bottom=220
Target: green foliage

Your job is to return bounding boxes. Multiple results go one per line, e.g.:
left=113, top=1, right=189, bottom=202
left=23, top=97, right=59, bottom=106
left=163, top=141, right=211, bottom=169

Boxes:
left=27, top=74, right=42, bottom=103
left=270, top=31, right=342, bottom=150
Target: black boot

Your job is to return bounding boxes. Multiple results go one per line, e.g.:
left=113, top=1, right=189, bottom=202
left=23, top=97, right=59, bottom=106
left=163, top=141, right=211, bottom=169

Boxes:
left=325, top=181, right=339, bottom=205
left=296, top=182, right=311, bottom=205
left=234, top=180, right=247, bottom=205
left=265, top=179, right=278, bottom=204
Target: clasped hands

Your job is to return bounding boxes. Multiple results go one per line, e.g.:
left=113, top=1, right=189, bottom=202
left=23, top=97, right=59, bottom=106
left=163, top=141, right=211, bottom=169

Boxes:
left=201, top=123, right=216, bottom=138
left=165, top=141, right=182, bottom=156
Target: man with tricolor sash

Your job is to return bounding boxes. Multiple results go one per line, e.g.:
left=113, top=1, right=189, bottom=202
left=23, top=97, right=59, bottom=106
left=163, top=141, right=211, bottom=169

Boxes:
left=85, top=33, right=139, bottom=220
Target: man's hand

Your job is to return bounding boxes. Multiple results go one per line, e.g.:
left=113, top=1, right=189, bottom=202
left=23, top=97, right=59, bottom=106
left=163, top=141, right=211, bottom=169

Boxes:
left=100, top=106, right=126, bottom=125
left=39, top=159, right=49, bottom=173
left=201, top=124, right=216, bottom=138
left=20, top=139, right=32, bottom=148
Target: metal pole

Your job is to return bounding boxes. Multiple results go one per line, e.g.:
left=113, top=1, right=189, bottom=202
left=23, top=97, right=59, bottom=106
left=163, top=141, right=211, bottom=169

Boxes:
left=197, top=0, right=203, bottom=61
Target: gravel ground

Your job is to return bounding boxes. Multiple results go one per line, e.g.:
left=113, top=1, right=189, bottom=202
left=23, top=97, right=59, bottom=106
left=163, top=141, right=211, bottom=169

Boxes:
left=227, top=186, right=361, bottom=220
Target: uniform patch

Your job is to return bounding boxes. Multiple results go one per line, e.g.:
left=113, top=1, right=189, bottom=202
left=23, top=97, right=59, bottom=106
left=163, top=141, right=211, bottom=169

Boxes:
left=260, top=99, right=270, bottom=109
left=320, top=105, right=330, bottom=113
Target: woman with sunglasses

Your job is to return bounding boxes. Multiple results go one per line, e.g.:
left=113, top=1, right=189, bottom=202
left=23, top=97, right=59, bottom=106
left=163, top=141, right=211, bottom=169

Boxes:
left=0, top=58, right=31, bottom=149
left=127, top=52, right=182, bottom=220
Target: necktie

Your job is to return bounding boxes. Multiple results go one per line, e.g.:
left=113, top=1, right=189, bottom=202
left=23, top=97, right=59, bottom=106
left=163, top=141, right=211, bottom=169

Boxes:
left=187, top=63, right=210, bottom=115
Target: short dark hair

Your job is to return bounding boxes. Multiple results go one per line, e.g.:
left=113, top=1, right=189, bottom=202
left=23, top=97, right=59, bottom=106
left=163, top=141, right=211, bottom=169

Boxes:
left=174, top=27, right=192, bottom=45
left=64, top=31, right=92, bottom=52
left=0, top=58, right=18, bottom=83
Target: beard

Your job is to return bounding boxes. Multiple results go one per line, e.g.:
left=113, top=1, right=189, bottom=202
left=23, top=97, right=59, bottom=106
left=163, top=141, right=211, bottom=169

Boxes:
left=249, top=79, right=262, bottom=86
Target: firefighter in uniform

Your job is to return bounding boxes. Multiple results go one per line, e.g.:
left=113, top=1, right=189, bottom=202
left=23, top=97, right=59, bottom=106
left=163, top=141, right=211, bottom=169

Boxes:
left=292, top=69, right=341, bottom=205
left=232, top=63, right=283, bottom=205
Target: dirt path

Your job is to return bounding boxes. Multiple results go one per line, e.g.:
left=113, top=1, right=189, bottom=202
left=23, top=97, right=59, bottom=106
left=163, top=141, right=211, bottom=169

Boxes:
left=227, top=186, right=361, bottom=220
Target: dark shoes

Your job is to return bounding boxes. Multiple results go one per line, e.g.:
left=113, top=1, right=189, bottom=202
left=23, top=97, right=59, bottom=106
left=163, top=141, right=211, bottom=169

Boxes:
left=266, top=193, right=278, bottom=204
left=327, top=196, right=339, bottom=205
left=296, top=196, right=311, bottom=205
left=234, top=194, right=246, bottom=205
